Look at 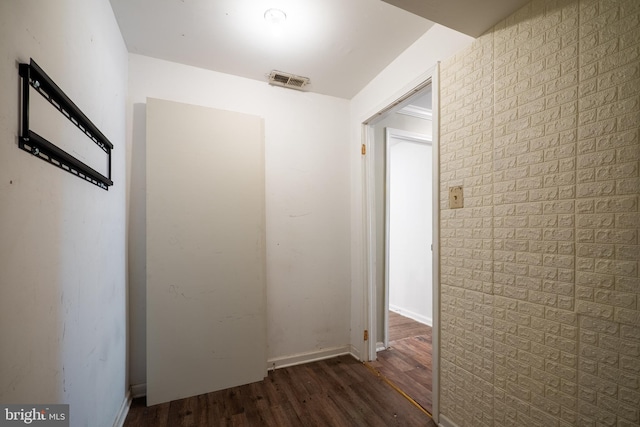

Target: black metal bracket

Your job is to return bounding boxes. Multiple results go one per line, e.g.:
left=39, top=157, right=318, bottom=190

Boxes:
left=19, top=59, right=113, bottom=190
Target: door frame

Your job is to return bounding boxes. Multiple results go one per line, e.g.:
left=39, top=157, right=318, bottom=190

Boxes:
left=384, top=128, right=432, bottom=350
left=361, top=63, right=441, bottom=421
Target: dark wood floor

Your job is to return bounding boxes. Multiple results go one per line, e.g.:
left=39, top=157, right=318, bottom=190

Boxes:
left=388, top=311, right=432, bottom=341
left=367, top=311, right=433, bottom=413
left=125, top=354, right=436, bottom=426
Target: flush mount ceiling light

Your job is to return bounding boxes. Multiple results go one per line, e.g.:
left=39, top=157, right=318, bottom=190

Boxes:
left=264, top=8, right=287, bottom=25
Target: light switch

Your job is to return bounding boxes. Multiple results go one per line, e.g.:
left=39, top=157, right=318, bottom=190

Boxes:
left=449, top=186, right=463, bottom=209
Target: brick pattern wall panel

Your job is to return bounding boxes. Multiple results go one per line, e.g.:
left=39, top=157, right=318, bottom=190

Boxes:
left=576, top=0, right=640, bottom=426
left=438, top=0, right=639, bottom=426
left=440, top=32, right=496, bottom=427
left=492, top=1, right=580, bottom=426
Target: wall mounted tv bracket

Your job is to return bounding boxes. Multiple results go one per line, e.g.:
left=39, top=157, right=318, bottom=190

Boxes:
left=19, top=59, right=113, bottom=190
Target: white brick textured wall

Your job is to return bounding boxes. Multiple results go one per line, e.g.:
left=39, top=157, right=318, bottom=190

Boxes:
left=439, top=0, right=639, bottom=426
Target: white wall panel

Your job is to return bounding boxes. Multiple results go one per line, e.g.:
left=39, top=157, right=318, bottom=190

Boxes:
left=146, top=98, right=266, bottom=405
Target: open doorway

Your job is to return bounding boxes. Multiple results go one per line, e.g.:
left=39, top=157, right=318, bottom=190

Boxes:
left=385, top=128, right=432, bottom=347
left=364, top=83, right=436, bottom=414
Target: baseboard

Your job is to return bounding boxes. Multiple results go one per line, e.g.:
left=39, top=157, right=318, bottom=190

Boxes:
left=112, top=390, right=131, bottom=427
left=389, top=305, right=432, bottom=327
left=267, top=346, right=351, bottom=371
left=438, top=414, right=460, bottom=427
left=376, top=341, right=386, bottom=352
left=130, top=383, right=147, bottom=398
left=349, top=344, right=362, bottom=361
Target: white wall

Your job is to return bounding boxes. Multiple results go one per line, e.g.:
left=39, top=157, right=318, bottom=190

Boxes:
left=350, top=24, right=474, bottom=358
left=127, top=54, right=351, bottom=386
left=0, top=1, right=128, bottom=426
left=388, top=139, right=433, bottom=325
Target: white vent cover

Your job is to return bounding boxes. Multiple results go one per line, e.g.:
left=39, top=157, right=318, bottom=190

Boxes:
left=268, top=70, right=310, bottom=90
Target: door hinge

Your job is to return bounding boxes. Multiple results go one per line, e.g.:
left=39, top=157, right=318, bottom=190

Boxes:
left=361, top=144, right=366, bottom=155
left=364, top=330, right=369, bottom=341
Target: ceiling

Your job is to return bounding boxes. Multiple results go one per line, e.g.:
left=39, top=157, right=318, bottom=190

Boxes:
left=109, top=0, right=529, bottom=99
left=382, top=0, right=530, bottom=39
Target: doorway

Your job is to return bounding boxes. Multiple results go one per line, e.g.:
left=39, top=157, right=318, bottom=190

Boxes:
left=385, top=128, right=432, bottom=348
left=363, top=81, right=438, bottom=415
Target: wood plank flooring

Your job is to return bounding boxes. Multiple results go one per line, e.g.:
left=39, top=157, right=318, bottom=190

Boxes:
left=388, top=311, right=432, bottom=341
left=368, top=312, right=433, bottom=413
left=125, top=355, right=436, bottom=426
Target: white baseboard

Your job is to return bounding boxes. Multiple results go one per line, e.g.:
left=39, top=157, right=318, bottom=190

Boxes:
left=349, top=343, right=362, bottom=361
left=267, top=346, right=351, bottom=371
left=130, top=383, right=147, bottom=398
left=439, top=414, right=460, bottom=427
left=389, top=304, right=432, bottom=327
left=112, top=390, right=131, bottom=427
left=376, top=341, right=386, bottom=352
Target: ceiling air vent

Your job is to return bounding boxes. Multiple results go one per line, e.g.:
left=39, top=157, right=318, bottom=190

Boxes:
left=268, top=70, right=310, bottom=91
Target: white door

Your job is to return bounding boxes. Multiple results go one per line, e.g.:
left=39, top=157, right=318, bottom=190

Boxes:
left=146, top=98, right=266, bottom=406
